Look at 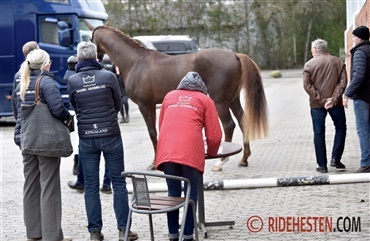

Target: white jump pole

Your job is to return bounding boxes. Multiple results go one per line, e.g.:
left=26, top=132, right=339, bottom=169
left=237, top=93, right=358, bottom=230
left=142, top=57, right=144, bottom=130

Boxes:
left=126, top=173, right=370, bottom=193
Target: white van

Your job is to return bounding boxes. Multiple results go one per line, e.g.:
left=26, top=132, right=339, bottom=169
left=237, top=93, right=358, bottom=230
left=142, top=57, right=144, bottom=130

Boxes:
left=133, top=35, right=199, bottom=55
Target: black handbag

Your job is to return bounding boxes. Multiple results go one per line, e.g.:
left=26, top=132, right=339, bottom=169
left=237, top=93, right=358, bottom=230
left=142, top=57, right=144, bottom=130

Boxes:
left=20, top=76, right=73, bottom=157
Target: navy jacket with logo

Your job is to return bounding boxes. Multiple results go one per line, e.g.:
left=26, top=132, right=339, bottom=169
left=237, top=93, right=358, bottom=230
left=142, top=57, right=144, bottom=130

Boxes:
left=67, top=60, right=122, bottom=139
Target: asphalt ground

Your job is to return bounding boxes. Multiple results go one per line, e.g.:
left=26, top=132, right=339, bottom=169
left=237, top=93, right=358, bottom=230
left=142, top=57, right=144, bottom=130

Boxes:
left=1, top=69, right=369, bottom=241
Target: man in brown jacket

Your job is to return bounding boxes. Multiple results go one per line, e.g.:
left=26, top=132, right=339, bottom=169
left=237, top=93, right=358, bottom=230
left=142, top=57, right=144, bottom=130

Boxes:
left=303, top=39, right=348, bottom=173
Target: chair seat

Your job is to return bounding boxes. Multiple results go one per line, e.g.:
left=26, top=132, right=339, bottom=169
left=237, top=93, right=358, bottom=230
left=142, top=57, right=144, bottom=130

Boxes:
left=122, top=171, right=199, bottom=241
left=133, top=195, right=185, bottom=210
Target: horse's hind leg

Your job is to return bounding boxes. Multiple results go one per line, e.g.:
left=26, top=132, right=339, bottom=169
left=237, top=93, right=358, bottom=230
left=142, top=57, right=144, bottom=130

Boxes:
left=230, top=98, right=251, bottom=167
left=138, top=104, right=158, bottom=170
left=212, top=103, right=236, bottom=172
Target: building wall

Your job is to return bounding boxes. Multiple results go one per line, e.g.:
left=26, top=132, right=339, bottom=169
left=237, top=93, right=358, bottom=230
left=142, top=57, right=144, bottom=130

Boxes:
left=346, top=0, right=368, bottom=76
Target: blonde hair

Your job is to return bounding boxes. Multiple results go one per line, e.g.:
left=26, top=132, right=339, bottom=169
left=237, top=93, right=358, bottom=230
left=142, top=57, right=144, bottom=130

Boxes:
left=19, top=49, right=50, bottom=100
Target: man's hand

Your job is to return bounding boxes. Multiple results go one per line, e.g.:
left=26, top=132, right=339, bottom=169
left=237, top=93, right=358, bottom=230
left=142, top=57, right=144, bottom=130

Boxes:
left=324, top=98, right=333, bottom=110
left=343, top=96, right=349, bottom=108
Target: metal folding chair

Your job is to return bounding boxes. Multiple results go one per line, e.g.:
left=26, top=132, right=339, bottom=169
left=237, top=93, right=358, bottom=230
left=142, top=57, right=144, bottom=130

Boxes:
left=121, top=171, right=199, bottom=241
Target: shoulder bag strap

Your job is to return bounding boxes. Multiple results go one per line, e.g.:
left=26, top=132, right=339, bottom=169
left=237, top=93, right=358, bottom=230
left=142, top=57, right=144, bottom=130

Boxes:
left=35, top=76, right=43, bottom=105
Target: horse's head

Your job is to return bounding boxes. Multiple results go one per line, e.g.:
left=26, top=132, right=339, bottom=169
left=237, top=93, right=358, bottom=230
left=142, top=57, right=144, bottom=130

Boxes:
left=91, top=26, right=106, bottom=61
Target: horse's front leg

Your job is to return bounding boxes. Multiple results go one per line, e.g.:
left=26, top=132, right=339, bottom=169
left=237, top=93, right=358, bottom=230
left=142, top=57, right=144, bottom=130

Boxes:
left=138, top=104, right=158, bottom=170
left=212, top=103, right=236, bottom=172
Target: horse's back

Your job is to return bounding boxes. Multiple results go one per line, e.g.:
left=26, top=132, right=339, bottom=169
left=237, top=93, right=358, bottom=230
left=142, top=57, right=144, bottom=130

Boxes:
left=190, top=48, right=241, bottom=99
left=197, top=48, right=238, bottom=62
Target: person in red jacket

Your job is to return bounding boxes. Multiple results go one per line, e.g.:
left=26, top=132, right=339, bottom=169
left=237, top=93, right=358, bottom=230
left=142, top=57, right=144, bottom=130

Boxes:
left=156, top=71, right=222, bottom=241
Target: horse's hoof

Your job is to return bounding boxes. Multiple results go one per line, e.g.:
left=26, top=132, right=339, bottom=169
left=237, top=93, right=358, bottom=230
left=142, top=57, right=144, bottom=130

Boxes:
left=238, top=161, right=248, bottom=167
left=211, top=165, right=222, bottom=172
left=146, top=164, right=156, bottom=171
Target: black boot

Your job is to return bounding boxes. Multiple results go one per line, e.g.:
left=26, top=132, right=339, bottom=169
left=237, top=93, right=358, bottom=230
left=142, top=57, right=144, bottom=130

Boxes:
left=73, top=154, right=78, bottom=175
left=330, top=159, right=345, bottom=169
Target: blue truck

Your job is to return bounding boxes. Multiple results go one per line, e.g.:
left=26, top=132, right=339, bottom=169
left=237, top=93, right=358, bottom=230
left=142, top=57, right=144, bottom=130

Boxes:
left=0, top=0, right=108, bottom=117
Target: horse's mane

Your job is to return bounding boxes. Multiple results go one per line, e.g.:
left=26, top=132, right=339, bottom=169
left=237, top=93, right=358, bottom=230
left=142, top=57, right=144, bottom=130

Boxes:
left=92, top=25, right=154, bottom=51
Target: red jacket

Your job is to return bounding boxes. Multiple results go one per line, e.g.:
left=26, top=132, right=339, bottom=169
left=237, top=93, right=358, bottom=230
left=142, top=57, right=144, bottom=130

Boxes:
left=155, top=89, right=222, bottom=173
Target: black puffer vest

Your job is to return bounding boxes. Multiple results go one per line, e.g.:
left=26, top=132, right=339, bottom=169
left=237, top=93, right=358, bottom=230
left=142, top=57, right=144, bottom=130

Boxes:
left=350, top=41, right=370, bottom=103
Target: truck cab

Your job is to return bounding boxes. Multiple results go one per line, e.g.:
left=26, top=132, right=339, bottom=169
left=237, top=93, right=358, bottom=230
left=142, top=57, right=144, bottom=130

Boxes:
left=0, top=0, right=108, bottom=117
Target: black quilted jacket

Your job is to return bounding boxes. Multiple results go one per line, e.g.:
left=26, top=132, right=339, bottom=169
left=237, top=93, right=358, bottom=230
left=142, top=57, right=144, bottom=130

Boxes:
left=345, top=40, right=370, bottom=103
left=12, top=71, right=71, bottom=147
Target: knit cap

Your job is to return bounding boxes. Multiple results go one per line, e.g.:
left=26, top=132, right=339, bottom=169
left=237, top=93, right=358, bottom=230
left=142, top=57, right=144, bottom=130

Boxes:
left=177, top=71, right=208, bottom=94
left=353, top=26, right=369, bottom=40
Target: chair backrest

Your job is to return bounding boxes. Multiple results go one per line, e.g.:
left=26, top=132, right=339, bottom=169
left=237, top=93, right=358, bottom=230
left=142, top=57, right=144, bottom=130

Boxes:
left=122, top=171, right=191, bottom=213
left=132, top=176, right=151, bottom=209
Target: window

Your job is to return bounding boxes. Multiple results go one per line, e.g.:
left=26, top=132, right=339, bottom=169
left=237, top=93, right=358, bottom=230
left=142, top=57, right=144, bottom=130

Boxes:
left=78, top=18, right=104, bottom=42
left=40, top=16, right=72, bottom=45
left=45, top=0, right=69, bottom=4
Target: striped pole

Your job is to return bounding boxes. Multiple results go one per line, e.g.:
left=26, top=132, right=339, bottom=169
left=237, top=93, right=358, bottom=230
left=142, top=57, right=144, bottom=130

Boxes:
left=204, top=173, right=370, bottom=190
left=126, top=173, right=370, bottom=193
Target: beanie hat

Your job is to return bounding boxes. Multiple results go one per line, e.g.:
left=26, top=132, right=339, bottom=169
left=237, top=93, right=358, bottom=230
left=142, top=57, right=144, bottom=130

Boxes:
left=177, top=71, right=208, bottom=94
left=353, top=26, right=369, bottom=40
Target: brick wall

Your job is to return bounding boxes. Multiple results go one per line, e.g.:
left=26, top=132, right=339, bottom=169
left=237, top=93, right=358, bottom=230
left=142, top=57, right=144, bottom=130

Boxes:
left=346, top=0, right=370, bottom=77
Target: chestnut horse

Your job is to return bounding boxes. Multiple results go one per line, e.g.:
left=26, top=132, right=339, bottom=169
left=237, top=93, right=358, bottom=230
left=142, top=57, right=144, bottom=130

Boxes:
left=92, top=26, right=268, bottom=171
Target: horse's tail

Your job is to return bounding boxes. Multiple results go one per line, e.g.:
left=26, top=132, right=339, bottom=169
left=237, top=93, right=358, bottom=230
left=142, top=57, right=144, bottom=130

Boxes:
left=236, top=53, right=268, bottom=141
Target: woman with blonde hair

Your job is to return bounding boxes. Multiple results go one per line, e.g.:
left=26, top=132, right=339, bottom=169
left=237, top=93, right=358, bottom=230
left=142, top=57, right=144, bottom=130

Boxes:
left=12, top=48, right=72, bottom=241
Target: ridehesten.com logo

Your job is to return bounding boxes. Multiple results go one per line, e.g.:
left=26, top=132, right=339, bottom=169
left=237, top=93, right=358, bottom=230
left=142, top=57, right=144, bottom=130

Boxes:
left=246, top=215, right=361, bottom=233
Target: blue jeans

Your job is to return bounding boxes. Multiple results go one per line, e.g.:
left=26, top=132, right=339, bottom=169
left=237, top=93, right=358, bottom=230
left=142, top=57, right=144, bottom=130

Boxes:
left=353, top=99, right=370, bottom=167
left=78, top=135, right=129, bottom=232
left=162, top=162, right=201, bottom=239
left=310, top=106, right=346, bottom=167
left=76, top=155, right=111, bottom=188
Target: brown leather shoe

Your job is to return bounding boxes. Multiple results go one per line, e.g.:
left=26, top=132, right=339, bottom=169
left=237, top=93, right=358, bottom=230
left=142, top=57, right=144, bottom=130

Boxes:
left=355, top=165, right=370, bottom=173
left=119, top=229, right=138, bottom=240
left=90, top=231, right=103, bottom=241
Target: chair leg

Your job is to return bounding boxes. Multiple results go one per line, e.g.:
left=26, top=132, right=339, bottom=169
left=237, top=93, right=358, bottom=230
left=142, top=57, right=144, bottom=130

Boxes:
left=179, top=203, right=189, bottom=240
left=149, top=213, right=155, bottom=241
left=125, top=210, right=133, bottom=241
left=191, top=201, right=199, bottom=241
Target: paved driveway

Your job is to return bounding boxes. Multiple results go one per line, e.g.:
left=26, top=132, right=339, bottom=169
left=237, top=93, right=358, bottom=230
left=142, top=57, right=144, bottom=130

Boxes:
left=1, top=69, right=369, bottom=240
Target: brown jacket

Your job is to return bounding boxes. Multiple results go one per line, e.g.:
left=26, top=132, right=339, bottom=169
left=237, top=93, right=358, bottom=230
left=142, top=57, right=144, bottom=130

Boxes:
left=303, top=51, right=347, bottom=108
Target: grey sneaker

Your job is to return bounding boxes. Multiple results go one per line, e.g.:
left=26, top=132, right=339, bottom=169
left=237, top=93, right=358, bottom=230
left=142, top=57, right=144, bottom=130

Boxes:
left=119, top=229, right=138, bottom=240
left=90, top=231, right=104, bottom=241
